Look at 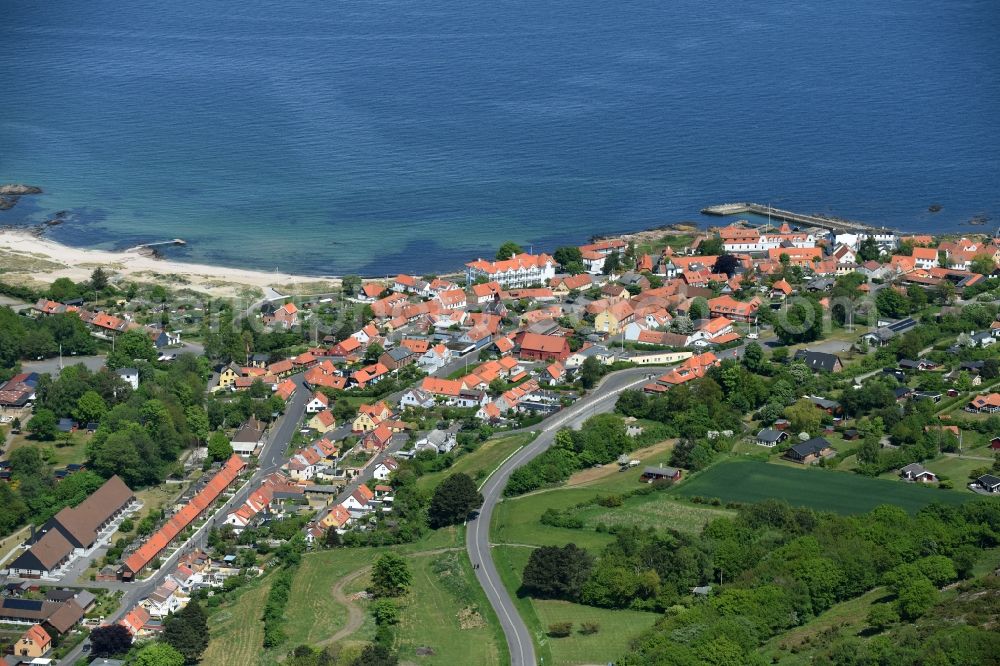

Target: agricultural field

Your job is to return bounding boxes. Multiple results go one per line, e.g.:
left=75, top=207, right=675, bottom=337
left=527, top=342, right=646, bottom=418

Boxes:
left=416, top=432, right=534, bottom=492
left=674, top=459, right=973, bottom=515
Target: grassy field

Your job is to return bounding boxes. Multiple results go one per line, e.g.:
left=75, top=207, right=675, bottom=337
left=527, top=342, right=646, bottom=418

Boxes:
left=493, top=488, right=617, bottom=551
left=674, top=459, right=974, bottom=515
left=416, top=432, right=535, bottom=492
left=206, top=525, right=503, bottom=664
left=204, top=580, right=273, bottom=666
left=923, top=455, right=993, bottom=490
left=574, top=493, right=735, bottom=535
left=491, top=544, right=659, bottom=666
left=5, top=431, right=90, bottom=466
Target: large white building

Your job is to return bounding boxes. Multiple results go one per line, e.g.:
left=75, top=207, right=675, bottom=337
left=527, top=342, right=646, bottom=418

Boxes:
left=465, top=252, right=556, bottom=288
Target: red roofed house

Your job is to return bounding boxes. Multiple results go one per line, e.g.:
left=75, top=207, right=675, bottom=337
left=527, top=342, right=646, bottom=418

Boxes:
left=517, top=332, right=571, bottom=362
left=270, top=303, right=299, bottom=328
left=15, top=624, right=51, bottom=658
left=707, top=295, right=761, bottom=323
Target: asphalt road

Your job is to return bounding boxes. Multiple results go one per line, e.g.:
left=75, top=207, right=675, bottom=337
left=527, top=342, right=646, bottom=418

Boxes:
left=58, top=372, right=309, bottom=665
left=467, top=366, right=659, bottom=666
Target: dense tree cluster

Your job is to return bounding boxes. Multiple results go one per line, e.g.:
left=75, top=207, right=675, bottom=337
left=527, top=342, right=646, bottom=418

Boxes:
left=427, top=473, right=483, bottom=528
left=505, top=414, right=632, bottom=496
left=524, top=498, right=1000, bottom=665
left=163, top=600, right=209, bottom=663
left=0, top=306, right=96, bottom=368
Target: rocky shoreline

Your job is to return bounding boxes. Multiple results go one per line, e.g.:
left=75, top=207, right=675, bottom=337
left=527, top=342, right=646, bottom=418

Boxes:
left=0, top=183, right=43, bottom=211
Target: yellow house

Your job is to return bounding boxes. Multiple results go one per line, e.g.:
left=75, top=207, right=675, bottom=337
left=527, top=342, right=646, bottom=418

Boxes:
left=15, top=625, right=51, bottom=659
left=594, top=301, right=635, bottom=335
left=217, top=362, right=241, bottom=390
left=308, top=410, right=337, bottom=434
left=352, top=401, right=391, bottom=432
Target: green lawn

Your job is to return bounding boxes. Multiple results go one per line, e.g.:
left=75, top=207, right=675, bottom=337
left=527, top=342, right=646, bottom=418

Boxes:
left=674, top=459, right=974, bottom=515
left=5, top=431, right=90, bottom=467
left=923, top=455, right=993, bottom=491
left=417, top=432, right=535, bottom=492
left=493, top=489, right=616, bottom=551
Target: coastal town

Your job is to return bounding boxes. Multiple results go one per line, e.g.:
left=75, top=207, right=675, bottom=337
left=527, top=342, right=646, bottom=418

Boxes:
left=1, top=214, right=1000, bottom=665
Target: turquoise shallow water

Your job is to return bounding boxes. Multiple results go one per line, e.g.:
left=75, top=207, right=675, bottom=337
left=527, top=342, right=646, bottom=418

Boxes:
left=1, top=0, right=998, bottom=275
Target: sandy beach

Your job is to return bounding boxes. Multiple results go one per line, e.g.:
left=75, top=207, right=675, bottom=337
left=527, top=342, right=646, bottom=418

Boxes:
left=0, top=229, right=340, bottom=298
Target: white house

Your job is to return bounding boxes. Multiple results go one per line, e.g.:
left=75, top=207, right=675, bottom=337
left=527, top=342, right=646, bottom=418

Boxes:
left=117, top=368, right=140, bottom=391
left=399, top=388, right=436, bottom=410
left=465, top=253, right=556, bottom=288
left=305, top=392, right=330, bottom=414
left=372, top=458, right=399, bottom=481
left=417, top=345, right=452, bottom=372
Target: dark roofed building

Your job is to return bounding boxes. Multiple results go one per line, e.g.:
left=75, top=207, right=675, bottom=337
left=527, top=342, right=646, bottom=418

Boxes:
left=784, top=437, right=836, bottom=464
left=7, top=529, right=73, bottom=577
left=640, top=466, right=682, bottom=483
left=378, top=346, right=416, bottom=371
left=44, top=599, right=84, bottom=634
left=10, top=476, right=134, bottom=577
left=756, top=429, right=788, bottom=447
left=793, top=350, right=843, bottom=373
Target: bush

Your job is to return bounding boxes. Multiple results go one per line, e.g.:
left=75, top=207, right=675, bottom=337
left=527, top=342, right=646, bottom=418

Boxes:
left=579, top=621, right=600, bottom=635
left=597, top=494, right=624, bottom=507
left=548, top=622, right=573, bottom=638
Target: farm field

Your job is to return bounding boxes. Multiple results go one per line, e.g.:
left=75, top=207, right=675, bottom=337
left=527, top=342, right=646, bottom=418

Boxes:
left=674, top=459, right=973, bottom=515
left=416, top=431, right=534, bottom=492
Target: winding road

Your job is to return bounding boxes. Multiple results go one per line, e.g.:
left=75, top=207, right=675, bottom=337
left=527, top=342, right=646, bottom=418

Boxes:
left=467, top=367, right=658, bottom=666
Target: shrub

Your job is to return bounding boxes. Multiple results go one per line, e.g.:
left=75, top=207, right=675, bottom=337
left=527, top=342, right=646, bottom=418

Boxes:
left=579, top=621, right=600, bottom=635
left=548, top=622, right=573, bottom=638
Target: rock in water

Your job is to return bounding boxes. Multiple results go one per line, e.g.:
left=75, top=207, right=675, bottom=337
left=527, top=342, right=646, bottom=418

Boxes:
left=0, top=184, right=43, bottom=195
left=928, top=204, right=942, bottom=213
left=0, top=195, right=17, bottom=210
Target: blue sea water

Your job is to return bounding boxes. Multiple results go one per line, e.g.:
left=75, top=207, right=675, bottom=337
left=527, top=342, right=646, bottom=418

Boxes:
left=1, top=0, right=998, bottom=275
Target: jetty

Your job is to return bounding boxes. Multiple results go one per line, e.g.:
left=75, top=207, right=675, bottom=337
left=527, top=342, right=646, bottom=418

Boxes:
left=701, top=202, right=894, bottom=235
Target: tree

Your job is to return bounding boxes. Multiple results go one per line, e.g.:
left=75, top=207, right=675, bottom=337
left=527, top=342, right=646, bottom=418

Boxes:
left=364, top=342, right=385, bottom=364
left=370, top=599, right=399, bottom=626
left=370, top=553, right=411, bottom=597
left=48, top=277, right=82, bottom=302
left=876, top=288, right=909, bottom=318
left=580, top=356, right=603, bottom=389
left=163, top=599, right=209, bottom=663
left=521, top=544, right=594, bottom=600
left=496, top=241, right=523, bottom=260
left=895, top=576, right=936, bottom=620
left=970, top=254, right=996, bottom=276
left=207, top=431, right=234, bottom=462
left=602, top=251, right=621, bottom=275
left=133, top=642, right=185, bottom=666
left=90, top=266, right=110, bottom=291
left=352, top=644, right=398, bottom=666
left=325, top=526, right=342, bottom=548
left=428, top=473, right=483, bottom=528
left=107, top=328, right=156, bottom=370
left=27, top=408, right=58, bottom=440
left=9, top=445, right=44, bottom=478
left=74, top=390, right=108, bottom=424
left=934, top=280, right=955, bottom=305
left=713, top=254, right=739, bottom=277
left=553, top=246, right=583, bottom=269
left=742, top=342, right=764, bottom=373
left=784, top=398, right=822, bottom=436
left=866, top=604, right=900, bottom=631
left=698, top=236, right=724, bottom=256
left=342, top=274, right=362, bottom=295
left=857, top=236, right=881, bottom=262
left=89, top=624, right=133, bottom=658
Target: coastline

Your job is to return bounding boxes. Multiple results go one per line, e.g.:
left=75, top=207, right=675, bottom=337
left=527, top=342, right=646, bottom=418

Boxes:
left=0, top=228, right=340, bottom=298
